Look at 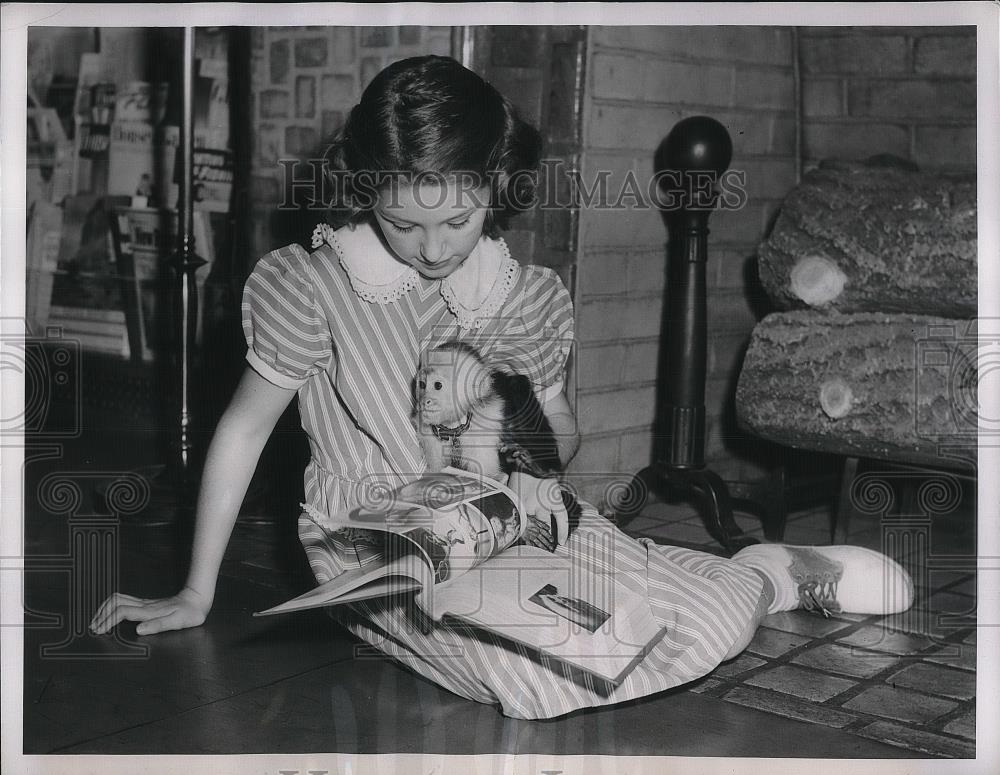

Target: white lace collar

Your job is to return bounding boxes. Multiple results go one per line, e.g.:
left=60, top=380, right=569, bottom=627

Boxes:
left=312, top=223, right=419, bottom=304
left=312, top=222, right=519, bottom=329
left=439, top=237, right=519, bottom=330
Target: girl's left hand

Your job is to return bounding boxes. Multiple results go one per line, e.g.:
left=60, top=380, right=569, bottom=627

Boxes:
left=508, top=471, right=568, bottom=546
left=522, top=514, right=556, bottom=552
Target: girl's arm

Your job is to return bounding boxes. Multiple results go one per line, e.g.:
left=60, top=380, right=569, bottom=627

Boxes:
left=89, top=366, right=297, bottom=636
left=543, top=389, right=580, bottom=467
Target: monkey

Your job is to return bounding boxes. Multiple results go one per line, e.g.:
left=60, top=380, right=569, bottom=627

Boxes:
left=414, top=341, right=580, bottom=550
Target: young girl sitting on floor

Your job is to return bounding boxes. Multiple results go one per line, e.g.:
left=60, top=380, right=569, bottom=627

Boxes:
left=90, top=55, right=913, bottom=720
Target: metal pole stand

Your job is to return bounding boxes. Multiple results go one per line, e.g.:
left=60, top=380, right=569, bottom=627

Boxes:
left=96, top=28, right=205, bottom=529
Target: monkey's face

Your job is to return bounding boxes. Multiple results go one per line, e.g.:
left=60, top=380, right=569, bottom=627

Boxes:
left=416, top=365, right=457, bottom=424
left=416, top=349, right=491, bottom=426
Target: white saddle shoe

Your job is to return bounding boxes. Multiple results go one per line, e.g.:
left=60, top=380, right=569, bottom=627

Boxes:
left=733, top=544, right=915, bottom=617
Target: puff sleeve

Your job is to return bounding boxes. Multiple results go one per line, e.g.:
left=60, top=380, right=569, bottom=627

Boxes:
left=241, top=244, right=334, bottom=389
left=488, top=266, right=575, bottom=403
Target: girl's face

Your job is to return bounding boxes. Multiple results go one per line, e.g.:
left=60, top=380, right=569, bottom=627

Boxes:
left=373, top=177, right=490, bottom=279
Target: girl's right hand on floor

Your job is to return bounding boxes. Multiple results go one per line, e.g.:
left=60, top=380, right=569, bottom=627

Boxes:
left=89, top=586, right=211, bottom=636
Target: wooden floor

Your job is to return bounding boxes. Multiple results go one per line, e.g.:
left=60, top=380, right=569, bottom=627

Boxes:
left=16, top=398, right=957, bottom=760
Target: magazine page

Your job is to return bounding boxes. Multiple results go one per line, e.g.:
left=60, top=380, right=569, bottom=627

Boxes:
left=254, top=469, right=525, bottom=617
left=389, top=468, right=526, bottom=557
left=324, top=468, right=526, bottom=587
left=253, top=536, right=429, bottom=617
left=426, top=545, right=667, bottom=685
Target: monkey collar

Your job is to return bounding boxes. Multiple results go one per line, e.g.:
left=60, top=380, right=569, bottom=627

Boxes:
left=430, top=412, right=473, bottom=443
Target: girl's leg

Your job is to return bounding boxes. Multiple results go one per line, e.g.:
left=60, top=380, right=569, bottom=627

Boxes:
left=721, top=570, right=775, bottom=661
left=303, top=508, right=774, bottom=719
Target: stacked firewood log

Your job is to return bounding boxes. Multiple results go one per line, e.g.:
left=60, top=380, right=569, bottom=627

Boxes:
left=736, top=160, right=978, bottom=471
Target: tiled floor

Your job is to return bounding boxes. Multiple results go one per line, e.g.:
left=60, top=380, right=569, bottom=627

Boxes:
left=623, top=492, right=978, bottom=759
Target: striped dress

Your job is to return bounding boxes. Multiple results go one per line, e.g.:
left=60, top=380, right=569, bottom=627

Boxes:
left=241, top=223, right=764, bottom=719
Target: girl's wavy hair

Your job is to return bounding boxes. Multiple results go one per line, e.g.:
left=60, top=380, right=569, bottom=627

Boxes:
left=322, top=55, right=542, bottom=238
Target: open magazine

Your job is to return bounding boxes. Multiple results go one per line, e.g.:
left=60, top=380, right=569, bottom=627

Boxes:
left=255, top=468, right=666, bottom=685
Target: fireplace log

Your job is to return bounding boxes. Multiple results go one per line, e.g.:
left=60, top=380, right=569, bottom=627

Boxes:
left=735, top=310, right=977, bottom=470
left=757, top=163, right=977, bottom=317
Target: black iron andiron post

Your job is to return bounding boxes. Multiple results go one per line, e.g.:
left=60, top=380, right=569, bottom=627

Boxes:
left=629, top=116, right=758, bottom=554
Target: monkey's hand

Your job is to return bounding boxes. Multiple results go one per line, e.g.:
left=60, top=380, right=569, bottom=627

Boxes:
left=499, top=443, right=554, bottom=479
left=508, top=471, right=569, bottom=547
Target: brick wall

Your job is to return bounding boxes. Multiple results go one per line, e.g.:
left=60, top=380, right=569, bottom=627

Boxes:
left=246, top=26, right=453, bottom=262
left=568, top=27, right=799, bottom=506
left=567, top=25, right=977, bottom=509
left=800, top=26, right=976, bottom=171
left=463, top=26, right=587, bottom=292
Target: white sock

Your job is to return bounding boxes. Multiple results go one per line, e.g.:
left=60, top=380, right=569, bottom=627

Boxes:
left=732, top=545, right=800, bottom=615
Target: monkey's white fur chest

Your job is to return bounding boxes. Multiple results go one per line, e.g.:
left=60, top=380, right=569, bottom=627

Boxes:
left=414, top=346, right=509, bottom=481
left=417, top=394, right=505, bottom=480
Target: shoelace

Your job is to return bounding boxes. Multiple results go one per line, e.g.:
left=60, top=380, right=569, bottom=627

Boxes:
left=798, top=579, right=841, bottom=618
